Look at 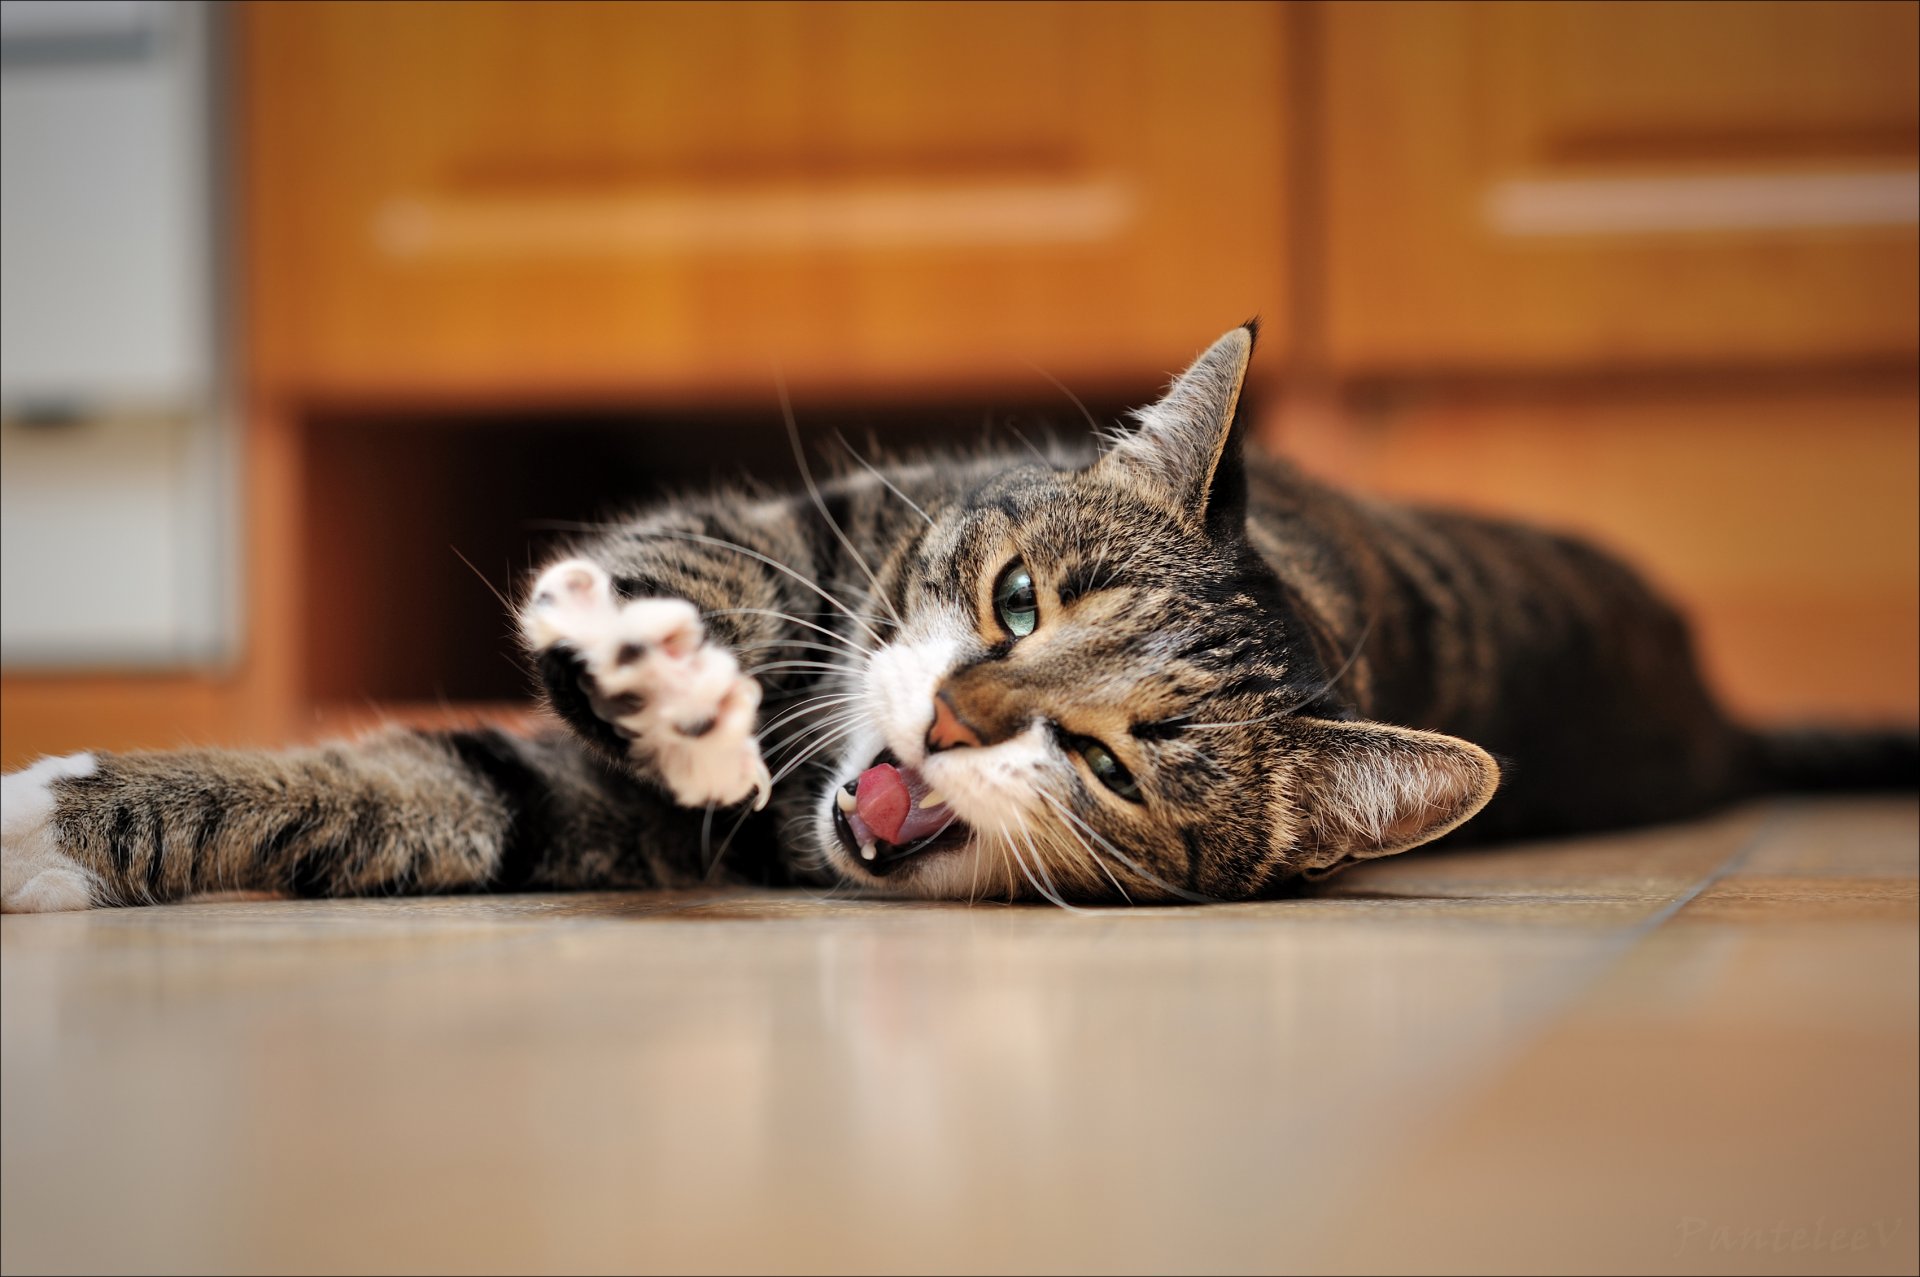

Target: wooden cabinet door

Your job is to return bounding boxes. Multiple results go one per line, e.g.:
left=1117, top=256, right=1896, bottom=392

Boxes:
left=1322, top=1, right=1919, bottom=373
left=242, top=1, right=1288, bottom=401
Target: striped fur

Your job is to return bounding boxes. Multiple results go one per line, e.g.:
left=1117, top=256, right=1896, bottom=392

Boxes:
left=4, top=325, right=1912, bottom=911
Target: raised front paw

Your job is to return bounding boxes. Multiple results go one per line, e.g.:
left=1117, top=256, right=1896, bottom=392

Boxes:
left=523, top=559, right=771, bottom=810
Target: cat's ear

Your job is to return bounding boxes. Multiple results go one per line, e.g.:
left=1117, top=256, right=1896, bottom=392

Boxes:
left=1098, top=322, right=1257, bottom=537
left=1285, top=719, right=1500, bottom=874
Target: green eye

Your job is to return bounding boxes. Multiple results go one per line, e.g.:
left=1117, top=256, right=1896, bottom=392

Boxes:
left=1076, top=738, right=1142, bottom=803
left=992, top=560, right=1038, bottom=638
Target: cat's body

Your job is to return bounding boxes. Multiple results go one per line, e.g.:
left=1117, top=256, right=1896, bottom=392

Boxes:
left=3, top=326, right=1912, bottom=911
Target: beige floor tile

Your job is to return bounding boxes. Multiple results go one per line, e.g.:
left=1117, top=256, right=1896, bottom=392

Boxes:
left=4, top=799, right=1908, bottom=1274
left=1298, top=799, right=1919, bottom=1277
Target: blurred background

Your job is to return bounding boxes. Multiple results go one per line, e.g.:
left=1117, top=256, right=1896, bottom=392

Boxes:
left=2, top=0, right=1915, bottom=769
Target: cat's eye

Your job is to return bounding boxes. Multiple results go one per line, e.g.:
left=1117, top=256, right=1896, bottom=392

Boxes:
left=1075, top=738, right=1142, bottom=803
left=992, top=560, right=1038, bottom=638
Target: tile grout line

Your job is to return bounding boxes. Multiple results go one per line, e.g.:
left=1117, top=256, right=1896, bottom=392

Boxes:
left=1604, top=800, right=1793, bottom=938
left=1484, top=801, right=1794, bottom=1041
left=1302, top=802, right=1797, bottom=1247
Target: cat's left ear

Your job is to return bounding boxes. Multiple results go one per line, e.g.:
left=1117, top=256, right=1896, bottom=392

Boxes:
left=1284, top=718, right=1502, bottom=875
left=1098, top=322, right=1257, bottom=537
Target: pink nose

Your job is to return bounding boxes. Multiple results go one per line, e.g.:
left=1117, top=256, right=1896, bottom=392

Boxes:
left=926, top=691, right=983, bottom=752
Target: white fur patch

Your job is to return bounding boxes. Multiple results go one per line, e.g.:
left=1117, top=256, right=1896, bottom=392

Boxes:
left=862, top=610, right=968, bottom=771
left=1, top=752, right=100, bottom=913
left=910, top=722, right=1059, bottom=900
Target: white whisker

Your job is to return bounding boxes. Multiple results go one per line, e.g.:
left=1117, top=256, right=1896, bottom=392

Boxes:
left=653, top=529, right=886, bottom=647
left=765, top=713, right=865, bottom=765
left=1038, top=791, right=1219, bottom=905
left=763, top=710, right=865, bottom=763
left=777, top=374, right=908, bottom=634
left=1017, top=822, right=1084, bottom=912
left=744, top=659, right=861, bottom=680
left=702, top=607, right=870, bottom=656
left=835, top=432, right=935, bottom=526
left=770, top=722, right=866, bottom=785
left=1021, top=358, right=1105, bottom=440
left=757, top=690, right=860, bottom=728
left=1049, top=802, right=1131, bottom=902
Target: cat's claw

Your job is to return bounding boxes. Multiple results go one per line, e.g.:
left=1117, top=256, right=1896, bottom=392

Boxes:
left=525, top=558, right=771, bottom=810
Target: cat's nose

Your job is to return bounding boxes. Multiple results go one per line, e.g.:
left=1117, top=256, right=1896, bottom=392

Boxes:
left=926, top=690, right=984, bottom=752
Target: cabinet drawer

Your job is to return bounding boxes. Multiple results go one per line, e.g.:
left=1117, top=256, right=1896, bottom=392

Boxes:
left=243, top=1, right=1289, bottom=399
left=1322, top=1, right=1919, bottom=372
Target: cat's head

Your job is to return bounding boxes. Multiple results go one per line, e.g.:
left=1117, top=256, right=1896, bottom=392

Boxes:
left=814, top=324, right=1498, bottom=903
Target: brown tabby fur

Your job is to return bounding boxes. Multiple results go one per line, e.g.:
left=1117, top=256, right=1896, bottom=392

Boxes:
left=13, top=325, right=1915, bottom=910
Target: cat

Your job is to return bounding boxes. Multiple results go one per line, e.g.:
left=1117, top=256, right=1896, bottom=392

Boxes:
left=3, top=323, right=1913, bottom=912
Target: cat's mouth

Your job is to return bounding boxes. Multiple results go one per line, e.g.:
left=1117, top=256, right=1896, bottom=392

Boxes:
left=831, top=750, right=970, bottom=877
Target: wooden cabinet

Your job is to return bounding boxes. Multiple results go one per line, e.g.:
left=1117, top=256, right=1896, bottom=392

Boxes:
left=15, top=3, right=1920, bottom=770
left=242, top=1, right=1289, bottom=402
left=1275, top=380, right=1920, bottom=723
left=1321, top=1, right=1920, bottom=372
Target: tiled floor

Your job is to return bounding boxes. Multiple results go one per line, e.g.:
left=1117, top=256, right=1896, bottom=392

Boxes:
left=3, top=797, right=1915, bottom=1275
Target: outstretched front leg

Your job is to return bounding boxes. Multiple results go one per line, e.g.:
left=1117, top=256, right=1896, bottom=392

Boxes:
left=0, top=727, right=722, bottom=912
left=1, top=483, right=903, bottom=912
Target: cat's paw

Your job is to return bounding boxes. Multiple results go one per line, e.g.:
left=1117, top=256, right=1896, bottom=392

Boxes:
left=1, top=753, right=100, bottom=913
left=524, top=559, right=771, bottom=810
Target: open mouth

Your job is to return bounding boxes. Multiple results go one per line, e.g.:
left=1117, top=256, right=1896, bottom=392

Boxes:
left=832, top=749, right=971, bottom=877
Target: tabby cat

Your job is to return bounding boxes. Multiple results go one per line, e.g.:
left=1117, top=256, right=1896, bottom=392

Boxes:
left=3, top=325, right=1913, bottom=911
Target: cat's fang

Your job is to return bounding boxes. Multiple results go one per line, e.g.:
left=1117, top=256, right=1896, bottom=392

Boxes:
left=860, top=839, right=877, bottom=861
left=835, top=788, right=858, bottom=814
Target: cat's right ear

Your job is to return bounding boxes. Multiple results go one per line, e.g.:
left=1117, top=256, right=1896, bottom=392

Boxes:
left=1096, top=323, right=1257, bottom=538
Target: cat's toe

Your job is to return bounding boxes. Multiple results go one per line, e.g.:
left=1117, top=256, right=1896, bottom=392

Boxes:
left=5, top=864, right=96, bottom=914
left=601, top=620, right=770, bottom=808
left=1, top=753, right=101, bottom=913
left=522, top=557, right=617, bottom=650
left=655, top=673, right=771, bottom=810
left=613, top=597, right=704, bottom=662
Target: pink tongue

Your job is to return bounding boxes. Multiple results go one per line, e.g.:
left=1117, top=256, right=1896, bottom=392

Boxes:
left=855, top=764, right=912, bottom=845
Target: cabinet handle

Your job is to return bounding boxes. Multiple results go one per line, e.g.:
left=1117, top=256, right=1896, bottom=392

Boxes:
left=373, top=179, right=1136, bottom=259
left=1485, top=170, right=1919, bottom=237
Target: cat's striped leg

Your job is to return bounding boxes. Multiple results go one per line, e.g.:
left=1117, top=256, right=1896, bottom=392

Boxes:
left=0, top=727, right=706, bottom=912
